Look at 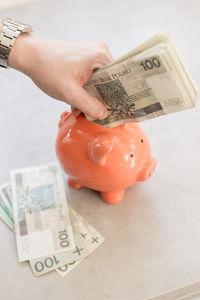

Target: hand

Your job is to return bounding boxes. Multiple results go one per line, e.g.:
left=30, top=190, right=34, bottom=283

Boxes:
left=8, top=34, right=114, bottom=119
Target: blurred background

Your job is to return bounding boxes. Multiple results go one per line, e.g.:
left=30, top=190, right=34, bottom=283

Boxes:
left=0, top=0, right=36, bottom=10
left=0, top=1, right=200, bottom=300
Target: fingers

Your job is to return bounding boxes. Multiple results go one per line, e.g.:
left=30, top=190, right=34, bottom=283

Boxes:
left=60, top=41, right=114, bottom=120
left=64, top=81, right=108, bottom=120
left=92, top=41, right=114, bottom=70
left=98, top=42, right=115, bottom=62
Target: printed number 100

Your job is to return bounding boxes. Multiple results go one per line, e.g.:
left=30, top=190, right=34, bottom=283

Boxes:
left=140, top=57, right=161, bottom=71
left=59, top=229, right=69, bottom=247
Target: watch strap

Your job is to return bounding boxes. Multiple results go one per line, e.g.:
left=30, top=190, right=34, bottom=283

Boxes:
left=0, top=18, right=32, bottom=68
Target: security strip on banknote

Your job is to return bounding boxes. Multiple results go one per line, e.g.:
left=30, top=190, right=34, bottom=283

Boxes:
left=85, top=32, right=198, bottom=128
left=0, top=174, right=105, bottom=278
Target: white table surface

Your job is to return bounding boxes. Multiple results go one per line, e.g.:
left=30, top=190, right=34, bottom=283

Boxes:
left=0, top=0, right=200, bottom=299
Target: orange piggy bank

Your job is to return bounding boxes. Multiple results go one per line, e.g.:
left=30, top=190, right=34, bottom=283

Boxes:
left=56, top=112, right=156, bottom=204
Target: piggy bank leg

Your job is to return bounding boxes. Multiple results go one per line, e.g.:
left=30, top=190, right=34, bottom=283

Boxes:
left=68, top=178, right=83, bottom=189
left=101, top=190, right=124, bottom=204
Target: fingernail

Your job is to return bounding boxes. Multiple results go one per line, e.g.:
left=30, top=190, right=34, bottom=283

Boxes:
left=98, top=108, right=108, bottom=120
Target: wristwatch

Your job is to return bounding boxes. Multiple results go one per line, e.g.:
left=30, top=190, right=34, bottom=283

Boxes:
left=0, top=18, right=32, bottom=68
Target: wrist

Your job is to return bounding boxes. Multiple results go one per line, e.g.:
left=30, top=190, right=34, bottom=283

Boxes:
left=8, top=32, right=36, bottom=74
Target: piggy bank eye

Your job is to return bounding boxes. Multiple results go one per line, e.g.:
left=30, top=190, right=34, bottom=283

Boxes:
left=130, top=153, right=134, bottom=158
left=141, top=139, right=144, bottom=143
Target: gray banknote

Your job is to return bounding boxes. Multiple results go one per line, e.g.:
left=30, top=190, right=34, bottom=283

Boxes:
left=85, top=32, right=198, bottom=127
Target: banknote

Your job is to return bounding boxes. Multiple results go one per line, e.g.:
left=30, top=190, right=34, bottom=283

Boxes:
left=0, top=189, right=88, bottom=277
left=0, top=193, right=14, bottom=230
left=84, top=32, right=198, bottom=127
left=56, top=210, right=92, bottom=277
left=0, top=183, right=14, bottom=230
left=0, top=180, right=105, bottom=278
left=0, top=182, right=13, bottom=214
left=29, top=206, right=90, bottom=276
left=10, top=163, right=74, bottom=262
left=57, top=208, right=105, bottom=277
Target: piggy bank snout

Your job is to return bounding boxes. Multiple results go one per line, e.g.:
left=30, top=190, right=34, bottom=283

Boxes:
left=138, top=157, right=157, bottom=181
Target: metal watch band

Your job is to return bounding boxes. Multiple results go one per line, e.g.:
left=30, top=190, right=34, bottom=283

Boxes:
left=0, top=18, right=32, bottom=68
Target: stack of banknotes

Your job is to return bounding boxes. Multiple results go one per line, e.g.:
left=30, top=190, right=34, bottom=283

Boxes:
left=0, top=163, right=105, bottom=277
left=85, top=32, right=198, bottom=127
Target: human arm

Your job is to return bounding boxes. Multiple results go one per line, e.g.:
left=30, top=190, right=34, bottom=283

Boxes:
left=0, top=19, right=113, bottom=119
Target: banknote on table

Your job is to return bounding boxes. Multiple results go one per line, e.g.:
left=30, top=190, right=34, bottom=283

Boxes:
left=0, top=182, right=13, bottom=215
left=56, top=208, right=105, bottom=277
left=0, top=192, right=14, bottom=230
left=84, top=32, right=198, bottom=127
left=0, top=187, right=87, bottom=276
left=29, top=206, right=90, bottom=276
left=0, top=181, right=105, bottom=278
left=10, top=163, right=74, bottom=262
left=56, top=209, right=92, bottom=277
left=0, top=183, right=14, bottom=230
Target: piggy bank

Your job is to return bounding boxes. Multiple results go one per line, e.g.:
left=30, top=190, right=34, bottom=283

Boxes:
left=56, top=112, right=156, bottom=204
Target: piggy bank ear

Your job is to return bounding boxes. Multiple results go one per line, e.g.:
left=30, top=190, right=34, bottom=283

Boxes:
left=88, top=132, right=118, bottom=166
left=58, top=111, right=71, bottom=128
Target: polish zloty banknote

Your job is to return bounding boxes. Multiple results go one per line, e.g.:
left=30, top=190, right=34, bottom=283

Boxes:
left=57, top=208, right=105, bottom=277
left=10, top=163, right=74, bottom=262
left=0, top=184, right=14, bottom=230
left=0, top=194, right=14, bottom=230
left=0, top=180, right=105, bottom=278
left=56, top=220, right=91, bottom=276
left=56, top=207, right=94, bottom=277
left=73, top=208, right=105, bottom=253
left=0, top=188, right=86, bottom=277
left=29, top=206, right=90, bottom=276
left=85, top=32, right=198, bottom=127
left=0, top=183, right=14, bottom=222
left=0, top=182, right=13, bottom=214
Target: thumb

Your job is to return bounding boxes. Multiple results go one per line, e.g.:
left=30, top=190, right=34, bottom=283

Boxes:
left=65, top=81, right=108, bottom=120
